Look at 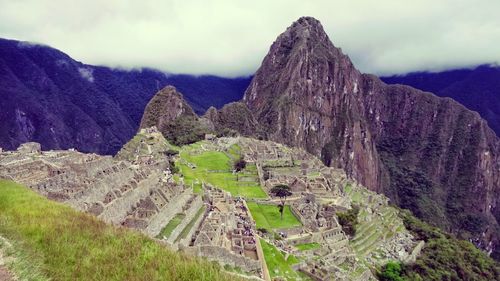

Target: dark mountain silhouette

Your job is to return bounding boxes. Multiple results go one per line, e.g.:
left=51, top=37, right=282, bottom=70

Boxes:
left=0, top=38, right=250, bottom=154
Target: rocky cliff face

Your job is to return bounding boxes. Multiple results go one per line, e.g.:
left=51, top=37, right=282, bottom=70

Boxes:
left=203, top=102, right=264, bottom=138
left=243, top=17, right=500, bottom=258
left=381, top=65, right=500, bottom=137
left=244, top=17, right=382, bottom=192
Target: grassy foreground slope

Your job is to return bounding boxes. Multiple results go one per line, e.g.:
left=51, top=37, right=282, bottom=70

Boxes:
left=0, top=180, right=238, bottom=281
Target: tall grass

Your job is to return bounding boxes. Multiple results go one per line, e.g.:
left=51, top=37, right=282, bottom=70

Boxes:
left=0, top=180, right=238, bottom=281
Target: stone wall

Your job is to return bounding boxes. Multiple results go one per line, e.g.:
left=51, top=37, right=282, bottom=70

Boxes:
left=405, top=241, right=425, bottom=264
left=144, top=188, right=194, bottom=237
left=98, top=171, right=161, bottom=224
left=167, top=196, right=203, bottom=244
left=188, top=245, right=261, bottom=273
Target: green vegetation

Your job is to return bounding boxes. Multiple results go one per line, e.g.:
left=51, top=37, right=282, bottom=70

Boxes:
left=0, top=235, right=48, bottom=281
left=377, top=261, right=404, bottom=281
left=270, top=184, right=293, bottom=220
left=226, top=144, right=242, bottom=160
left=178, top=144, right=267, bottom=198
left=247, top=202, right=301, bottom=229
left=223, top=264, right=253, bottom=277
left=175, top=206, right=206, bottom=243
left=233, top=158, right=246, bottom=172
left=295, top=242, right=320, bottom=251
left=396, top=209, right=500, bottom=280
left=270, top=184, right=292, bottom=203
left=376, top=111, right=490, bottom=245
left=260, top=239, right=309, bottom=281
left=156, top=213, right=185, bottom=239
left=163, top=116, right=210, bottom=146
left=336, top=205, right=360, bottom=236
left=0, top=180, right=237, bottom=281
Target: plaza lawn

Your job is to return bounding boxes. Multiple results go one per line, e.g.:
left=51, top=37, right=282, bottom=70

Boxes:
left=295, top=242, right=321, bottom=251
left=0, top=180, right=237, bottom=281
left=178, top=144, right=267, bottom=199
left=260, top=239, right=310, bottom=281
left=247, top=202, right=301, bottom=230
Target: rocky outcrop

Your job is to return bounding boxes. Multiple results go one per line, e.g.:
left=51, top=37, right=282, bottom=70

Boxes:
left=140, top=85, right=197, bottom=129
left=203, top=102, right=264, bottom=138
left=382, top=65, right=500, bottom=137
left=243, top=17, right=500, bottom=258
left=142, top=87, right=264, bottom=144
left=140, top=86, right=211, bottom=146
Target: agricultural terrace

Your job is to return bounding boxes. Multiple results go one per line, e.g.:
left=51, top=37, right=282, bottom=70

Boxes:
left=260, top=239, right=310, bottom=281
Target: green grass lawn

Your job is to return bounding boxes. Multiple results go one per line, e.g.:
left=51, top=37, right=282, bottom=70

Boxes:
left=0, top=180, right=238, bottom=281
left=295, top=242, right=321, bottom=251
left=178, top=144, right=267, bottom=199
left=260, top=239, right=310, bottom=281
left=247, top=202, right=301, bottom=230
left=156, top=213, right=185, bottom=239
left=226, top=144, right=242, bottom=160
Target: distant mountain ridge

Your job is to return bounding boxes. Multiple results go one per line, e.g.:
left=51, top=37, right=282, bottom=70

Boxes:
left=0, top=38, right=251, bottom=154
left=382, top=64, right=500, bottom=136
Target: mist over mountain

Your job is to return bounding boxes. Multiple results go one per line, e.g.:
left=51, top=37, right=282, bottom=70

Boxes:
left=0, top=38, right=250, bottom=154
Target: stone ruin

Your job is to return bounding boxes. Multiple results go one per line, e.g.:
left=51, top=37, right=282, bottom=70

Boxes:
left=0, top=134, right=423, bottom=281
left=237, top=137, right=344, bottom=202
left=184, top=184, right=265, bottom=276
left=0, top=132, right=190, bottom=240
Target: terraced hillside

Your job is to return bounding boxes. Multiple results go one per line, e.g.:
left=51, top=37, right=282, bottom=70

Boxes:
left=345, top=184, right=417, bottom=266
left=4, top=132, right=496, bottom=280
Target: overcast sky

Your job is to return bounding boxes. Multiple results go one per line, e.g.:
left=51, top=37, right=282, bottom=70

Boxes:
left=1, top=0, right=499, bottom=77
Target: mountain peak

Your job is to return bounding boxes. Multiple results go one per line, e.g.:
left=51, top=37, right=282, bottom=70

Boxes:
left=277, top=16, right=330, bottom=48
left=244, top=17, right=359, bottom=108
left=288, top=16, right=326, bottom=35
left=139, top=85, right=196, bottom=131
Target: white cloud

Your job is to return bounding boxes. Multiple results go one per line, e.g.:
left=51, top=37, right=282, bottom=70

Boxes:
left=78, top=67, right=94, bottom=82
left=0, top=0, right=499, bottom=76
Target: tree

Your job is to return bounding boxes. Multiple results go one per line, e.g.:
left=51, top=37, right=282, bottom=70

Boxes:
left=164, top=149, right=179, bottom=157
left=234, top=158, right=246, bottom=172
left=270, top=184, right=292, bottom=220
left=336, top=205, right=360, bottom=236
left=378, top=261, right=404, bottom=281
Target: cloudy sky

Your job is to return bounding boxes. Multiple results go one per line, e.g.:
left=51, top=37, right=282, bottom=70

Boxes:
left=1, top=0, right=499, bottom=76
